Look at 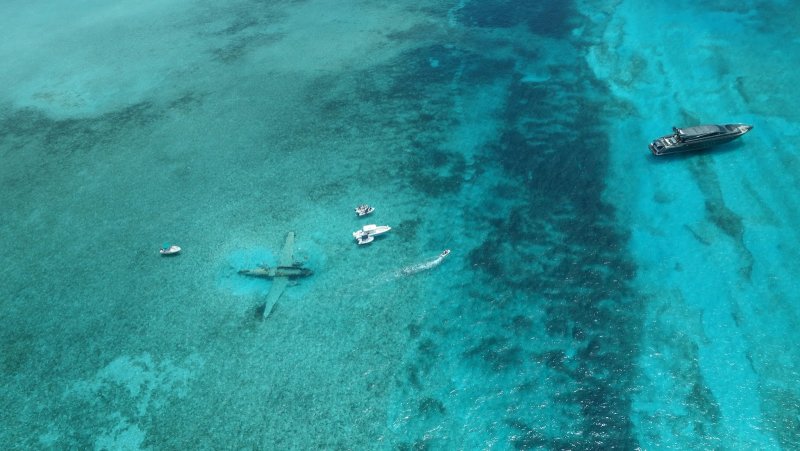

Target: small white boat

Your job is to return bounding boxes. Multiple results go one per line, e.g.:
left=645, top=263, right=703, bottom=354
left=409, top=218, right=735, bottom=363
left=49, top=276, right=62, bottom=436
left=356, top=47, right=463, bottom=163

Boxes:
left=440, top=249, right=451, bottom=258
left=355, top=204, right=374, bottom=216
left=160, top=244, right=181, bottom=256
left=355, top=234, right=374, bottom=245
left=353, top=224, right=391, bottom=245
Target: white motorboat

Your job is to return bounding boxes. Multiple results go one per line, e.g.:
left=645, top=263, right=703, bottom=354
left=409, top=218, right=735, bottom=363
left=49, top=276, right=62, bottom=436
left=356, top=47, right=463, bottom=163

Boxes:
left=355, top=204, right=374, bottom=216
left=160, top=244, right=181, bottom=256
left=353, top=224, right=391, bottom=238
left=440, top=249, right=451, bottom=259
left=355, top=234, right=374, bottom=245
left=353, top=224, right=391, bottom=244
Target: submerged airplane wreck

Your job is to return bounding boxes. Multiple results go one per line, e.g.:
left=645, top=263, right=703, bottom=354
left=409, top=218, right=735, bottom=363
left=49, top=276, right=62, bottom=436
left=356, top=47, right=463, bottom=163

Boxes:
left=238, top=231, right=312, bottom=319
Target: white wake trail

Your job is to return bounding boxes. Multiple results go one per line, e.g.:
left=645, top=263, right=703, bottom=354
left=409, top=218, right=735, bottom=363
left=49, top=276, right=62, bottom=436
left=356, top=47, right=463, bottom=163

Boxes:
left=348, top=250, right=453, bottom=298
left=398, top=250, right=451, bottom=276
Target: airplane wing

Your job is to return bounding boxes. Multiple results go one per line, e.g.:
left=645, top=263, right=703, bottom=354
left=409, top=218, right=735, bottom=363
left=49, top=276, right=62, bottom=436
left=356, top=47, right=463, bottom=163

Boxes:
left=261, top=231, right=296, bottom=319
left=278, top=231, right=295, bottom=266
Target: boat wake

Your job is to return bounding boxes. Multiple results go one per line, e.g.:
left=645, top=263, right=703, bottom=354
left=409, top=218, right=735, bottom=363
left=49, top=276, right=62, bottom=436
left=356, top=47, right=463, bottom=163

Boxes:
left=343, top=250, right=453, bottom=302
left=398, top=249, right=451, bottom=276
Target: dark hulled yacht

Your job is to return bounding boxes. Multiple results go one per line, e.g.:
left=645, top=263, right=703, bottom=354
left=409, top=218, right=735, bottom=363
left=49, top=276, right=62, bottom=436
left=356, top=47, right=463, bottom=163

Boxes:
left=649, top=123, right=752, bottom=156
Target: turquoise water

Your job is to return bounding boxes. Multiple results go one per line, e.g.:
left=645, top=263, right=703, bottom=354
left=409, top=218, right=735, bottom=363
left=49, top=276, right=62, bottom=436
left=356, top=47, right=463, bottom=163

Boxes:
left=2, top=0, right=799, bottom=448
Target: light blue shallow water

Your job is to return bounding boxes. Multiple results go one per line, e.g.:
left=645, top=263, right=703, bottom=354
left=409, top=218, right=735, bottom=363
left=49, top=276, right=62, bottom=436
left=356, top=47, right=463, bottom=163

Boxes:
left=1, top=0, right=799, bottom=449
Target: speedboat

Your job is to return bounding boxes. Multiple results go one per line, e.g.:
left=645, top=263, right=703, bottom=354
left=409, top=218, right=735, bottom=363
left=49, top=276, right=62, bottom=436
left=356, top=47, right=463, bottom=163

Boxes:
left=355, top=234, right=374, bottom=245
left=353, top=224, right=391, bottom=238
left=649, top=123, right=752, bottom=156
left=353, top=224, right=391, bottom=245
left=355, top=204, right=374, bottom=216
left=440, top=249, right=451, bottom=258
left=160, top=244, right=181, bottom=256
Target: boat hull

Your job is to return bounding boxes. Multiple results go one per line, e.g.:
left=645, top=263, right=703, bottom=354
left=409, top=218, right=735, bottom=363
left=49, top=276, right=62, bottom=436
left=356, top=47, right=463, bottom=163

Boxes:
left=356, top=235, right=374, bottom=245
left=649, top=123, right=752, bottom=156
left=159, top=245, right=181, bottom=256
left=355, top=205, right=374, bottom=216
left=353, top=225, right=391, bottom=236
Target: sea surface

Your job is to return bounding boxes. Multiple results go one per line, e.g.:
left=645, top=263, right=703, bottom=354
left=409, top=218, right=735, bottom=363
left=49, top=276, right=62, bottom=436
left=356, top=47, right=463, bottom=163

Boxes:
left=1, top=0, right=799, bottom=449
